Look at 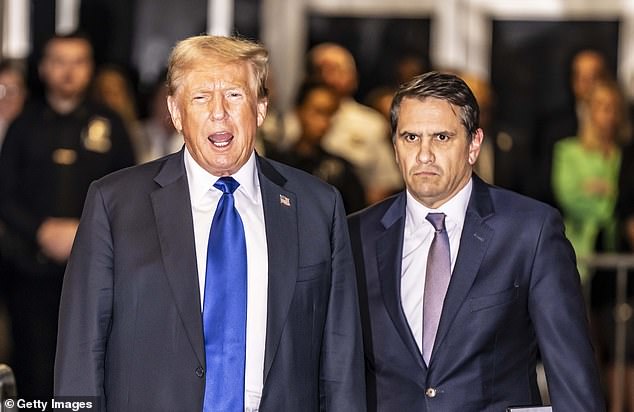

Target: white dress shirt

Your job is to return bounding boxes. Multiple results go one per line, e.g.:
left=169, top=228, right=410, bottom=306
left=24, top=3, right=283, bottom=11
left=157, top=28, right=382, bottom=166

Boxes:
left=400, top=178, right=472, bottom=353
left=184, top=148, right=268, bottom=411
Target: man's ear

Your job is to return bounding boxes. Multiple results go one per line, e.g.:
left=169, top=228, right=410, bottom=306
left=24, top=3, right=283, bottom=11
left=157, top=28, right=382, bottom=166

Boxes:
left=166, top=95, right=182, bottom=132
left=468, top=128, right=484, bottom=165
left=256, top=97, right=268, bottom=127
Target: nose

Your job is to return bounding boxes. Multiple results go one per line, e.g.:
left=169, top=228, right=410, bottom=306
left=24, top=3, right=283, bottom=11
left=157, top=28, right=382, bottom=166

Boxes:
left=416, top=139, right=434, bottom=164
left=210, top=95, right=227, bottom=121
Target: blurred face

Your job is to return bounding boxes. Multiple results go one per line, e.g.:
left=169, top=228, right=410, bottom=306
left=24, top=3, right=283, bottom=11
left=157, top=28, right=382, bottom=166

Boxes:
left=314, top=47, right=357, bottom=97
left=94, top=70, right=131, bottom=114
left=167, top=58, right=267, bottom=176
left=40, top=38, right=93, bottom=99
left=297, top=88, right=339, bottom=144
left=572, top=51, right=606, bottom=103
left=394, top=97, right=483, bottom=209
left=0, top=69, right=26, bottom=122
left=589, top=85, right=621, bottom=139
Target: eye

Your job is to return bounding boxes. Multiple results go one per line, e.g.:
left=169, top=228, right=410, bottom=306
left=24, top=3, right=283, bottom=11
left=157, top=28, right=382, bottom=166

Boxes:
left=436, top=133, right=449, bottom=142
left=227, top=90, right=243, bottom=99
left=192, top=95, right=208, bottom=103
left=403, top=133, right=419, bottom=142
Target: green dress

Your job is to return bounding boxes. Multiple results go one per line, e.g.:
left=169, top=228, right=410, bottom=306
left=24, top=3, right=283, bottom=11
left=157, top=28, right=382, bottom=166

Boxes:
left=552, top=137, right=622, bottom=282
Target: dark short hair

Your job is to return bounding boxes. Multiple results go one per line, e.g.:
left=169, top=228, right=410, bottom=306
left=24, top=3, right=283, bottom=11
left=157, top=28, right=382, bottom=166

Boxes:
left=390, top=71, right=480, bottom=142
left=42, top=30, right=94, bottom=58
left=294, top=81, right=337, bottom=107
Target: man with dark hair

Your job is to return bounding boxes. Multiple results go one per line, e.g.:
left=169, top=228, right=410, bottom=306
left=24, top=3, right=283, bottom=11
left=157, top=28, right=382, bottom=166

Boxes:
left=348, top=71, right=605, bottom=411
left=0, top=32, right=134, bottom=398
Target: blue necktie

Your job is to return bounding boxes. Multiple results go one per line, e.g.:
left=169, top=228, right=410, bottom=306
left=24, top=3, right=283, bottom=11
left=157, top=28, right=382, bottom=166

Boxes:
left=202, top=176, right=247, bottom=412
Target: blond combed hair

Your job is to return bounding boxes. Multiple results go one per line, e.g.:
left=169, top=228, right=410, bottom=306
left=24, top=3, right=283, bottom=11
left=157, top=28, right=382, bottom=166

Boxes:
left=167, top=35, right=269, bottom=99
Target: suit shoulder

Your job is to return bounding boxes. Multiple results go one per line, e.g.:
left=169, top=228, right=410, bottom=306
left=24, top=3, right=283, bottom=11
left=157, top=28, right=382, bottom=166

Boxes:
left=348, top=193, right=401, bottom=224
left=93, top=153, right=174, bottom=194
left=262, top=156, right=336, bottom=196
left=487, top=184, right=560, bottom=220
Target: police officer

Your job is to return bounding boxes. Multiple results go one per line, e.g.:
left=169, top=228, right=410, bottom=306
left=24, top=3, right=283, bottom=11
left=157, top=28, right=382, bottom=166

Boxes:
left=0, top=32, right=134, bottom=399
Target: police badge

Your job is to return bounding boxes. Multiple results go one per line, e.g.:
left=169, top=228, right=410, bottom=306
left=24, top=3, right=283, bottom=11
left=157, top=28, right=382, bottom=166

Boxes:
left=82, top=116, right=112, bottom=153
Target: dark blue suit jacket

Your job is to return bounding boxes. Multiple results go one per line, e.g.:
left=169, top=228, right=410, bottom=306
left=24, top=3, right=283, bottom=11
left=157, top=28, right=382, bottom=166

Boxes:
left=54, top=151, right=365, bottom=411
left=347, top=175, right=604, bottom=411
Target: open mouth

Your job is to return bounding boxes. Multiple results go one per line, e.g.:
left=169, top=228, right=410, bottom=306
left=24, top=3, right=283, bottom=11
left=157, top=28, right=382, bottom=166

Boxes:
left=208, top=131, right=233, bottom=148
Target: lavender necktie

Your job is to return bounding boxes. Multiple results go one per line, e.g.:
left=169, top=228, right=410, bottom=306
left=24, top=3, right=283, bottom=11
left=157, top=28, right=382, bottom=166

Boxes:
left=423, top=212, right=451, bottom=365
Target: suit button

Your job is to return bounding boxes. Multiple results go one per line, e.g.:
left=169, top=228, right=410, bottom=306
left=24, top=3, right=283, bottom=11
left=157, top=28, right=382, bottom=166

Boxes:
left=195, top=367, right=204, bottom=378
left=425, top=387, right=437, bottom=398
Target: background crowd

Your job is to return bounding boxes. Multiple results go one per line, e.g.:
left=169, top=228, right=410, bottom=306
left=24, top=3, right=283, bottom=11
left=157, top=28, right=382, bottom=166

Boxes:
left=0, top=14, right=633, bottom=412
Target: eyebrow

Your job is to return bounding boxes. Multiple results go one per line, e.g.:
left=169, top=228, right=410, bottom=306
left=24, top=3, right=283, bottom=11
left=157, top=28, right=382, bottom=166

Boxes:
left=398, top=129, right=458, bottom=138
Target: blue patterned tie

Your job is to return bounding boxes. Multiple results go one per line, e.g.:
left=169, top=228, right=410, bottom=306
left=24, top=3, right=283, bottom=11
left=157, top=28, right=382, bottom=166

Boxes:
left=202, top=176, right=247, bottom=412
left=423, top=212, right=451, bottom=365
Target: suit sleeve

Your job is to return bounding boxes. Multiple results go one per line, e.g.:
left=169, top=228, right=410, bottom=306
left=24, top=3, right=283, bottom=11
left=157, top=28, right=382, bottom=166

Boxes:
left=528, top=208, right=605, bottom=411
left=54, top=182, right=113, bottom=404
left=320, top=188, right=367, bottom=411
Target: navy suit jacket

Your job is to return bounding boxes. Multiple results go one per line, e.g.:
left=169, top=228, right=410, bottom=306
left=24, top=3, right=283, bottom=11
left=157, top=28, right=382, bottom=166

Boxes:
left=347, top=175, right=604, bottom=411
left=54, top=151, right=365, bottom=411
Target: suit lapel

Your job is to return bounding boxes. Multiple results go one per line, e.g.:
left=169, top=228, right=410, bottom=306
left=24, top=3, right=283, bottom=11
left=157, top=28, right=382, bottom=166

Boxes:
left=376, top=193, right=426, bottom=371
left=432, top=176, right=494, bottom=358
left=257, top=156, right=299, bottom=385
left=150, top=151, right=205, bottom=365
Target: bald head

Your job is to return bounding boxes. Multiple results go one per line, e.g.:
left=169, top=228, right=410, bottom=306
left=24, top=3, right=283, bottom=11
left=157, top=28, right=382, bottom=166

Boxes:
left=308, top=43, right=358, bottom=97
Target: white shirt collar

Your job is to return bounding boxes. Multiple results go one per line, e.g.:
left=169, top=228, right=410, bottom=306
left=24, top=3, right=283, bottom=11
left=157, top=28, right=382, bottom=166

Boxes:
left=183, top=147, right=260, bottom=204
left=405, top=177, right=473, bottom=231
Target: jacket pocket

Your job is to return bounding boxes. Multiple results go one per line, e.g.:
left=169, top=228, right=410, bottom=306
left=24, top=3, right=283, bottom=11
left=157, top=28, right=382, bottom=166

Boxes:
left=469, top=285, right=519, bottom=312
left=296, top=261, right=328, bottom=282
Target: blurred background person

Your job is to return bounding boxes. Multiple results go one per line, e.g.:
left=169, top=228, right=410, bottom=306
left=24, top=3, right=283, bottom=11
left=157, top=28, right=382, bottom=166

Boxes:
left=552, top=78, right=631, bottom=410
left=0, top=61, right=27, bottom=150
left=0, top=60, right=28, bottom=367
left=92, top=64, right=144, bottom=162
left=536, top=49, right=610, bottom=205
left=0, top=32, right=134, bottom=398
left=137, top=74, right=183, bottom=163
left=552, top=78, right=626, bottom=280
left=306, top=42, right=403, bottom=204
left=365, top=85, right=395, bottom=124
left=271, top=82, right=366, bottom=213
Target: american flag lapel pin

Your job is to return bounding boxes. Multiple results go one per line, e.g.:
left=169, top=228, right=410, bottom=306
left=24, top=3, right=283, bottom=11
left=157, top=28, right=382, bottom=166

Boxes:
left=279, top=194, right=291, bottom=207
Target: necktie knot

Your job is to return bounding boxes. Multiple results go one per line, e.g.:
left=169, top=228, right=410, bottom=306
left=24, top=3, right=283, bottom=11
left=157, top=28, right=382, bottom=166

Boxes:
left=214, top=176, right=240, bottom=194
left=426, top=212, right=446, bottom=232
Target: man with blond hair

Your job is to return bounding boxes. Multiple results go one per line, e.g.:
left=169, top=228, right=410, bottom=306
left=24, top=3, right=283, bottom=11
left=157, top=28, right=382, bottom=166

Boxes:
left=55, top=35, right=365, bottom=411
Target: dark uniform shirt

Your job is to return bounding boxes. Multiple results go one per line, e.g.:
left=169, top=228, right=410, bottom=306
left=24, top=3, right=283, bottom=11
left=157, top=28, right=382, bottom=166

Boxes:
left=0, top=97, right=135, bottom=274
